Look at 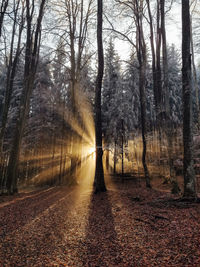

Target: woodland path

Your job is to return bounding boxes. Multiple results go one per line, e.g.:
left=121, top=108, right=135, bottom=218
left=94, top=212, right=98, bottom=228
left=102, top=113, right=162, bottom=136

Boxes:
left=0, top=172, right=200, bottom=266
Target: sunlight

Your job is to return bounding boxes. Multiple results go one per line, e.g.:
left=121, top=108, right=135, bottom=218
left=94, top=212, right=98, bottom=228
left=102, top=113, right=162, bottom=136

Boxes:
left=20, top=82, right=97, bottom=187
left=87, top=146, right=96, bottom=156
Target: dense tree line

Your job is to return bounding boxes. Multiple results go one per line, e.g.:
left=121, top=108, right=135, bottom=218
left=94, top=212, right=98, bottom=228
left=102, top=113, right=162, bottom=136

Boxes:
left=0, top=0, right=199, bottom=198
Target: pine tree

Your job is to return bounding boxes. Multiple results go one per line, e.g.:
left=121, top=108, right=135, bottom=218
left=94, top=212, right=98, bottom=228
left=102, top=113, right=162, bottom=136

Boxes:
left=102, top=39, right=122, bottom=145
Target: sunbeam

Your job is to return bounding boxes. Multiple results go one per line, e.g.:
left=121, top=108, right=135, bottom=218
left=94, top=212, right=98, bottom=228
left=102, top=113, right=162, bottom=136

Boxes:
left=18, top=83, right=96, bottom=188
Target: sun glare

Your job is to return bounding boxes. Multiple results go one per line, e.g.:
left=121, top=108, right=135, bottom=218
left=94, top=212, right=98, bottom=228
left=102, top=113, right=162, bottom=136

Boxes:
left=88, top=146, right=96, bottom=155
left=20, top=83, right=98, bottom=187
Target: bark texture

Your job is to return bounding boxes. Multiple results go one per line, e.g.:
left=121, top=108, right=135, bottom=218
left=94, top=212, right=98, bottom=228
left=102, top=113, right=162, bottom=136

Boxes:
left=135, top=0, right=151, bottom=188
left=94, top=0, right=106, bottom=193
left=182, top=0, right=196, bottom=198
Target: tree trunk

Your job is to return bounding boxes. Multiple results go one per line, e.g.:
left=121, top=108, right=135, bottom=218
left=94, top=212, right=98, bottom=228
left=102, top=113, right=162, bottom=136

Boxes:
left=182, top=0, right=196, bottom=198
left=105, top=148, right=109, bottom=171
left=59, top=101, right=65, bottom=184
left=139, top=62, right=151, bottom=188
left=135, top=2, right=151, bottom=188
left=121, top=119, right=124, bottom=177
left=156, top=1, right=162, bottom=122
left=190, top=18, right=200, bottom=129
left=146, top=0, right=164, bottom=176
left=114, top=140, right=117, bottom=174
left=94, top=0, right=106, bottom=193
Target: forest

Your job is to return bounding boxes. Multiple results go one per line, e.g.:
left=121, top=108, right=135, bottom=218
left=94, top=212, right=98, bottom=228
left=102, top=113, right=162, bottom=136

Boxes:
left=0, top=0, right=200, bottom=266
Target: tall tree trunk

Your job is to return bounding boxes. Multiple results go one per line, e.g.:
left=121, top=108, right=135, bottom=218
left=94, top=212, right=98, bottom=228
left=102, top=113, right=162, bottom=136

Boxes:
left=182, top=0, right=196, bottom=198
left=147, top=0, right=162, bottom=123
left=146, top=0, right=157, bottom=111
left=69, top=28, right=78, bottom=180
left=113, top=140, right=117, bottom=174
left=121, top=119, right=124, bottom=177
left=59, top=101, right=65, bottom=184
left=135, top=1, right=151, bottom=188
left=139, top=61, right=151, bottom=188
left=94, top=0, right=106, bottom=193
left=190, top=18, right=200, bottom=129
left=156, top=0, right=162, bottom=123
left=146, top=0, right=163, bottom=174
left=105, top=147, right=109, bottom=171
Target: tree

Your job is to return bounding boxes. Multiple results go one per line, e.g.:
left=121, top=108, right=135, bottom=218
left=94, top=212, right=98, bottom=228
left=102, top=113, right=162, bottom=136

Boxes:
left=50, top=40, right=70, bottom=184
left=0, top=0, right=9, bottom=38
left=102, top=39, right=122, bottom=171
left=134, top=0, right=151, bottom=188
left=123, top=52, right=140, bottom=130
left=167, top=44, right=182, bottom=125
left=102, top=44, right=140, bottom=175
left=6, top=0, right=47, bottom=194
left=94, top=0, right=106, bottom=193
left=108, top=0, right=151, bottom=187
left=146, top=0, right=163, bottom=125
left=160, top=0, right=180, bottom=192
left=52, top=0, right=95, bottom=179
left=0, top=0, right=25, bottom=151
left=190, top=0, right=200, bottom=128
left=102, top=39, right=120, bottom=142
left=182, top=0, right=196, bottom=198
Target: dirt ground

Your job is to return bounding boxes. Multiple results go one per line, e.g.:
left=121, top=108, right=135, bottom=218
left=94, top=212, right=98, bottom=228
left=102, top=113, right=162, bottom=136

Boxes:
left=0, top=174, right=200, bottom=266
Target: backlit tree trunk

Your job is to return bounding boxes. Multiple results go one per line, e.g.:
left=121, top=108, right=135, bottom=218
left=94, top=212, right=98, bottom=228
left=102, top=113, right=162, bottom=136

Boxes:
left=182, top=0, right=196, bottom=198
left=94, top=0, right=106, bottom=193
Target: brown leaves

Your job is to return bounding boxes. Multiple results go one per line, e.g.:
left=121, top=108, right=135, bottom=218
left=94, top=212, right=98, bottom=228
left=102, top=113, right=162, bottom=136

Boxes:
left=0, top=179, right=200, bottom=266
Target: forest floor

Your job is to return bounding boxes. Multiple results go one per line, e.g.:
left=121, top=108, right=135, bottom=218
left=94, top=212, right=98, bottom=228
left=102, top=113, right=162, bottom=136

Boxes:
left=0, top=172, right=200, bottom=266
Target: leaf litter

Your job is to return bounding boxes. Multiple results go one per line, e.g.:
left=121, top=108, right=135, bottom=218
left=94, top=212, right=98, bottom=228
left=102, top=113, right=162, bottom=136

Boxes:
left=0, top=177, right=200, bottom=266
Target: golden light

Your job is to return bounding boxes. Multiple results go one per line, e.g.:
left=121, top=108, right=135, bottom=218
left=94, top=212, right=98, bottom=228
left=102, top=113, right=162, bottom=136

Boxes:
left=20, top=82, right=98, bottom=187
left=88, top=146, right=96, bottom=155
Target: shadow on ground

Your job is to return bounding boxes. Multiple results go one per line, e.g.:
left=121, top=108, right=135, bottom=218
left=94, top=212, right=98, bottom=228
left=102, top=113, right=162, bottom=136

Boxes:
left=82, top=191, right=123, bottom=266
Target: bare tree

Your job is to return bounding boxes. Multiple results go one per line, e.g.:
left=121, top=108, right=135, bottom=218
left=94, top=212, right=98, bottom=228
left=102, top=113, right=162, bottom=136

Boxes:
left=53, top=0, right=94, bottom=181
